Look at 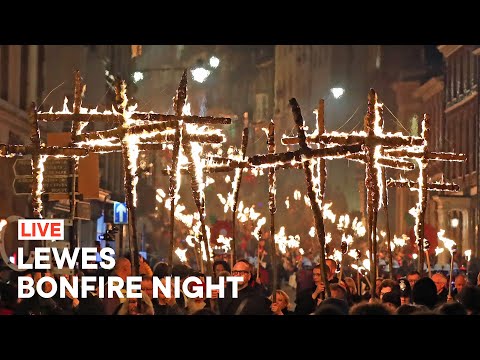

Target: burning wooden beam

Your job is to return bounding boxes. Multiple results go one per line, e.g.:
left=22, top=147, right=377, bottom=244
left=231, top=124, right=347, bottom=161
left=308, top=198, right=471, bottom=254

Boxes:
left=231, top=127, right=249, bottom=266
left=268, top=120, right=278, bottom=302
left=289, top=97, right=331, bottom=299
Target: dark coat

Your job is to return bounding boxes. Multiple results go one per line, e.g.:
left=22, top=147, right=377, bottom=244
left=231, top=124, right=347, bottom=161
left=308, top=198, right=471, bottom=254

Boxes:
left=218, top=284, right=271, bottom=315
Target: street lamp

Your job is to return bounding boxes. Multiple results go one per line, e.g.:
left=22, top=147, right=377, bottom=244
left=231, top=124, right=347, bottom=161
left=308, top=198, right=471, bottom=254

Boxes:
left=191, top=55, right=221, bottom=83
left=450, top=217, right=459, bottom=228
left=191, top=67, right=211, bottom=83
left=133, top=71, right=144, bottom=83
left=330, top=87, right=345, bottom=99
left=209, top=56, right=220, bottom=68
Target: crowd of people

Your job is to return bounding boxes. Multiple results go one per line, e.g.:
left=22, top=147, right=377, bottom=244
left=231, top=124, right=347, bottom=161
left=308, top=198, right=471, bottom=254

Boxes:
left=1, top=249, right=480, bottom=315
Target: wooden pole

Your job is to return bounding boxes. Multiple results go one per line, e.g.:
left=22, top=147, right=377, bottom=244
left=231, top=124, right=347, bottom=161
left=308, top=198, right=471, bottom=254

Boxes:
left=448, top=250, right=455, bottom=298
left=382, top=171, right=393, bottom=279
left=70, top=70, right=82, bottom=261
left=289, top=98, right=330, bottom=298
left=168, top=75, right=184, bottom=269
left=268, top=120, right=277, bottom=302
left=416, top=114, right=430, bottom=276
left=231, top=126, right=249, bottom=266
left=364, top=89, right=379, bottom=297
left=115, top=80, right=140, bottom=278
left=425, top=250, right=432, bottom=277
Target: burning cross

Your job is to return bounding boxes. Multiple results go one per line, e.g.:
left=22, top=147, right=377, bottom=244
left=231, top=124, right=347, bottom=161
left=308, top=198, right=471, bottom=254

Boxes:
left=0, top=100, right=88, bottom=219
left=281, top=89, right=465, bottom=293
left=202, top=102, right=363, bottom=298
left=56, top=71, right=230, bottom=276
left=385, top=114, right=465, bottom=275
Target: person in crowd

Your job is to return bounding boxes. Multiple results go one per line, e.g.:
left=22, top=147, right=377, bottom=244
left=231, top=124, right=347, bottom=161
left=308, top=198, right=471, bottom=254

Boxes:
left=435, top=301, right=467, bottom=315
left=153, top=277, right=185, bottom=315
left=457, top=285, right=480, bottom=315
left=344, top=277, right=362, bottom=305
left=102, top=257, right=131, bottom=315
left=185, top=272, right=208, bottom=315
left=116, top=291, right=154, bottom=315
left=431, top=272, right=448, bottom=305
left=217, top=259, right=271, bottom=315
left=0, top=282, right=17, bottom=315
left=381, top=290, right=401, bottom=313
left=411, top=277, right=438, bottom=310
left=269, top=289, right=293, bottom=315
left=349, top=302, right=392, bottom=315
left=378, top=279, right=397, bottom=300
left=398, top=277, right=412, bottom=305
left=396, top=304, right=430, bottom=315
left=295, top=264, right=325, bottom=315
left=452, top=273, right=467, bottom=300
left=171, top=264, right=192, bottom=310
left=152, top=261, right=170, bottom=278
left=15, top=270, right=65, bottom=315
left=325, top=259, right=339, bottom=283
left=212, top=260, right=231, bottom=280
left=407, top=271, right=421, bottom=289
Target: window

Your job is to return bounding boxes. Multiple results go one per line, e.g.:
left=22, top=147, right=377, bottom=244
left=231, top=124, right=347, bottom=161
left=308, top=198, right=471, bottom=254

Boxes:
left=456, top=53, right=462, bottom=98
left=255, top=93, right=268, bottom=123
left=0, top=45, right=8, bottom=100
left=20, top=45, right=29, bottom=110
left=465, top=50, right=470, bottom=92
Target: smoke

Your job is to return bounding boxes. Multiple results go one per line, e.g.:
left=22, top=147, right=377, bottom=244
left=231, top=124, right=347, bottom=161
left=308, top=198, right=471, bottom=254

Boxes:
left=199, top=95, right=207, bottom=117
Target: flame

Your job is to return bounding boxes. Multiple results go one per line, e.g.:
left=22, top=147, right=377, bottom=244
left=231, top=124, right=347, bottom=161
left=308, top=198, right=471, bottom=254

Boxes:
left=393, top=234, right=407, bottom=247
left=325, top=233, right=332, bottom=244
left=285, top=196, right=290, bottom=209
left=309, top=226, right=316, bottom=238
left=62, top=96, right=69, bottom=113
left=435, top=247, right=444, bottom=256
left=322, top=202, right=337, bottom=223
left=252, top=217, right=267, bottom=240
left=175, top=247, right=188, bottom=263
left=304, top=195, right=311, bottom=208
left=362, top=259, right=370, bottom=271
left=299, top=248, right=304, bottom=255
left=348, top=249, right=358, bottom=259
left=33, top=155, right=48, bottom=217
left=409, top=207, right=418, bottom=217
left=342, top=233, right=353, bottom=246
left=412, top=253, right=418, bottom=260
left=465, top=249, right=472, bottom=261
left=438, top=229, right=456, bottom=254
left=274, top=226, right=301, bottom=254
left=331, top=249, right=343, bottom=263
left=157, top=188, right=166, bottom=198
left=294, top=190, right=301, bottom=200
left=216, top=235, right=232, bottom=253
left=225, top=175, right=231, bottom=183
left=185, top=235, right=198, bottom=248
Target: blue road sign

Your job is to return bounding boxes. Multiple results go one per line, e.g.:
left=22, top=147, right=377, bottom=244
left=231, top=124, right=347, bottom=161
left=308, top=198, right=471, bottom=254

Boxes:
left=114, top=202, right=128, bottom=224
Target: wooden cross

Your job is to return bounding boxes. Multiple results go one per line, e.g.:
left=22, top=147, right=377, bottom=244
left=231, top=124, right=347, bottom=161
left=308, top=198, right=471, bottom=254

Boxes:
left=56, top=71, right=231, bottom=277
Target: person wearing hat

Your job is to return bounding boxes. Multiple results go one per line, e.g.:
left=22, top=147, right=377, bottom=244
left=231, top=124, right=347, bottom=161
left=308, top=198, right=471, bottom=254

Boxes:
left=398, top=277, right=412, bottom=305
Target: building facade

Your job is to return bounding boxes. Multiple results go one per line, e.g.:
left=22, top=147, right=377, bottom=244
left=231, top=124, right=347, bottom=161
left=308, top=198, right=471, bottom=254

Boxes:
left=435, top=45, right=479, bottom=259
left=0, top=45, right=134, bottom=255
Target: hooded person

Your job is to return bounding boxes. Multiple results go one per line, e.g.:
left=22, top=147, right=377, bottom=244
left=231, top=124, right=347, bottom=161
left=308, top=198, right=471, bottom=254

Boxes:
left=411, top=277, right=437, bottom=309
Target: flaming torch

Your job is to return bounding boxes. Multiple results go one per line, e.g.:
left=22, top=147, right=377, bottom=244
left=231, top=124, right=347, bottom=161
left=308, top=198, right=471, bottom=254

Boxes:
left=438, top=229, right=457, bottom=298
left=465, top=249, right=471, bottom=276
